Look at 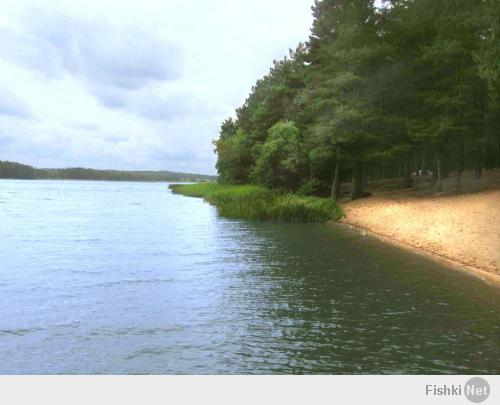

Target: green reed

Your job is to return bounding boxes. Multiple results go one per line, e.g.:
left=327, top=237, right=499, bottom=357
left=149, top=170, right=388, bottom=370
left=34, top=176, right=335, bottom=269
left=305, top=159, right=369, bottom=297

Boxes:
left=169, top=183, right=343, bottom=222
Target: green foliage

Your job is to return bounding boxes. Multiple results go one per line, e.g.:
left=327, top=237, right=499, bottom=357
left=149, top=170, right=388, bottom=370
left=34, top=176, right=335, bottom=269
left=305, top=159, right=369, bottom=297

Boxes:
left=269, top=194, right=343, bottom=222
left=215, top=45, right=308, bottom=184
left=213, top=0, right=500, bottom=198
left=214, top=128, right=253, bottom=184
left=250, top=121, right=305, bottom=189
left=296, top=178, right=329, bottom=197
left=169, top=183, right=343, bottom=222
left=170, top=183, right=273, bottom=202
left=0, top=161, right=36, bottom=179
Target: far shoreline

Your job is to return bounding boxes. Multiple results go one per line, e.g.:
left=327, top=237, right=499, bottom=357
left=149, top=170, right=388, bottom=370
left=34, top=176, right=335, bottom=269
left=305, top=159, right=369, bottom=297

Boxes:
left=0, top=178, right=200, bottom=183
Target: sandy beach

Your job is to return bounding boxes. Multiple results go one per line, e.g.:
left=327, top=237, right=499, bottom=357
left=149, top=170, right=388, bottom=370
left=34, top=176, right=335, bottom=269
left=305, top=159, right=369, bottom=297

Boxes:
left=341, top=183, right=500, bottom=284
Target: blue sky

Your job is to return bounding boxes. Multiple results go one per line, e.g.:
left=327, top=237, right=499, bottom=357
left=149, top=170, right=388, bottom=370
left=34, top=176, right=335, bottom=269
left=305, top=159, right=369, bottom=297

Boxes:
left=0, top=0, right=314, bottom=174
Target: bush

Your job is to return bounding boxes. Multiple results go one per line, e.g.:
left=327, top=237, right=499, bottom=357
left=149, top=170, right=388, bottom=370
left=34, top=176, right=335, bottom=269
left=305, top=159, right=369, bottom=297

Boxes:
left=296, top=178, right=329, bottom=197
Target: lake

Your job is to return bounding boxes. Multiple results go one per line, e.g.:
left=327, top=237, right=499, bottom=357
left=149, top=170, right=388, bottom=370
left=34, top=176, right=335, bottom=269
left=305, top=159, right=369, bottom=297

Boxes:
left=0, top=180, right=499, bottom=374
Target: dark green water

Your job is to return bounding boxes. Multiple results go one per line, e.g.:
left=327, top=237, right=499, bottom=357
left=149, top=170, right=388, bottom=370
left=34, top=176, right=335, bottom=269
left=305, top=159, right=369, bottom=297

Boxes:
left=0, top=180, right=499, bottom=374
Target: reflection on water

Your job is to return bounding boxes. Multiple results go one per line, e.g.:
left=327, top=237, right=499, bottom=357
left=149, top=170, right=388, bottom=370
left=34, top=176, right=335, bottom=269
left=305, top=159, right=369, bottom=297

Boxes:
left=0, top=180, right=499, bottom=374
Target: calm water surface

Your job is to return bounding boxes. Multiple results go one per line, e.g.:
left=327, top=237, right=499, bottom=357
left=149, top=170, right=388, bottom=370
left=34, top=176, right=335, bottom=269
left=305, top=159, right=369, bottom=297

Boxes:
left=0, top=180, right=499, bottom=374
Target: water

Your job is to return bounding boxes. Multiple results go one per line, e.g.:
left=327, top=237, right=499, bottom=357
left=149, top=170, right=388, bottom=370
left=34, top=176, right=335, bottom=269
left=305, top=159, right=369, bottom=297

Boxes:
left=0, top=180, right=499, bottom=374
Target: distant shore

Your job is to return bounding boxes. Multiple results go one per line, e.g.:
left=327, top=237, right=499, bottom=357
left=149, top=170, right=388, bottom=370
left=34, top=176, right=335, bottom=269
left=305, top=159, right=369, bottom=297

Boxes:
left=341, top=188, right=500, bottom=286
left=0, top=160, right=216, bottom=182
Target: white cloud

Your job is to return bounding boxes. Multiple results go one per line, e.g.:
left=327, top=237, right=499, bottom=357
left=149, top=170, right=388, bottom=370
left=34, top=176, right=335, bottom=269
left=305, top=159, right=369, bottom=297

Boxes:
left=0, top=84, right=32, bottom=118
left=0, top=0, right=314, bottom=174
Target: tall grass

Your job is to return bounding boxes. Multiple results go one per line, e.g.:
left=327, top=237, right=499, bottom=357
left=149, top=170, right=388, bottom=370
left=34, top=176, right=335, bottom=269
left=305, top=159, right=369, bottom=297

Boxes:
left=169, top=183, right=343, bottom=222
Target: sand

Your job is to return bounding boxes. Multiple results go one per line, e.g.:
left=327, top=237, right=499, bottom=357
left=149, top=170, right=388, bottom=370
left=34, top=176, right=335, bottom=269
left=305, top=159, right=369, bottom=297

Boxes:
left=341, top=188, right=500, bottom=283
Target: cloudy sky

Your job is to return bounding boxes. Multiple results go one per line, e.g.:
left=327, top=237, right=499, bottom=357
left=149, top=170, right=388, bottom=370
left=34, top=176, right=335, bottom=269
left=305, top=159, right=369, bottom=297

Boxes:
left=0, top=0, right=314, bottom=174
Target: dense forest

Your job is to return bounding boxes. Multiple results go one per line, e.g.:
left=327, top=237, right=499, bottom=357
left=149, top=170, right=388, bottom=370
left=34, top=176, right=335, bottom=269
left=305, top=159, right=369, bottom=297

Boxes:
left=0, top=161, right=215, bottom=182
left=215, top=0, right=500, bottom=199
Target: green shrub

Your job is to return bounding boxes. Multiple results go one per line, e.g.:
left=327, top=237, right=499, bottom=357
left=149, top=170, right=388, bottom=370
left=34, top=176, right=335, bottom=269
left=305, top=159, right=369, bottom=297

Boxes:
left=296, top=178, right=329, bottom=197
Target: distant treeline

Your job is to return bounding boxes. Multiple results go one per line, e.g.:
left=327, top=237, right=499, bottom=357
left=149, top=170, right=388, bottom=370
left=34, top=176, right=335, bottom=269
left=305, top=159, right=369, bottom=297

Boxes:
left=0, top=161, right=216, bottom=182
left=214, top=0, right=500, bottom=199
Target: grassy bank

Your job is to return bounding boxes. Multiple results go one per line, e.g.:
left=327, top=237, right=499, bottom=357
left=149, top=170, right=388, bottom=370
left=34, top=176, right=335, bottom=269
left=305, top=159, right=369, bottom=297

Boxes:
left=169, top=183, right=343, bottom=222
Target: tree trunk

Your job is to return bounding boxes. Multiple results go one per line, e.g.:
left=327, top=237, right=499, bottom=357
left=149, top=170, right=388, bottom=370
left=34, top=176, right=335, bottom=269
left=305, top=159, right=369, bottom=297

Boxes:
left=350, top=161, right=363, bottom=200
left=437, top=155, right=443, bottom=192
left=431, top=154, right=438, bottom=186
left=361, top=165, right=368, bottom=190
left=401, top=161, right=413, bottom=188
left=474, top=167, right=482, bottom=180
left=475, top=146, right=485, bottom=180
left=414, top=154, right=420, bottom=176
left=331, top=164, right=341, bottom=200
left=454, top=143, right=464, bottom=193
left=454, top=170, right=462, bottom=193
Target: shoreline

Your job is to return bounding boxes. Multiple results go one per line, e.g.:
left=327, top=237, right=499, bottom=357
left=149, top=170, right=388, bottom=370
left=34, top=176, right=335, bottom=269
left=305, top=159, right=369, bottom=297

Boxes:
left=171, top=182, right=500, bottom=286
left=337, top=220, right=500, bottom=287
left=339, top=189, right=500, bottom=287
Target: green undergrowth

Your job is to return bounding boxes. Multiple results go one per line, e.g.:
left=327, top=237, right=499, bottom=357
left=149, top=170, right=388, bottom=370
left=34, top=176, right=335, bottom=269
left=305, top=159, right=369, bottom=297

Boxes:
left=169, top=183, right=343, bottom=222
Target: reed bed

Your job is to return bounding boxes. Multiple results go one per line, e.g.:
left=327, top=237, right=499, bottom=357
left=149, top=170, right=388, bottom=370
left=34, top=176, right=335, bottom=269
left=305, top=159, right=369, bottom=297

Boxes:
left=169, top=183, right=343, bottom=222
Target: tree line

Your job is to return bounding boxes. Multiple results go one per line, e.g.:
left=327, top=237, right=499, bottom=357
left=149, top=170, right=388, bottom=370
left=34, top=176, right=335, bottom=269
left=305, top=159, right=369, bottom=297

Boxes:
left=0, top=161, right=215, bottom=182
left=214, top=0, right=500, bottom=199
